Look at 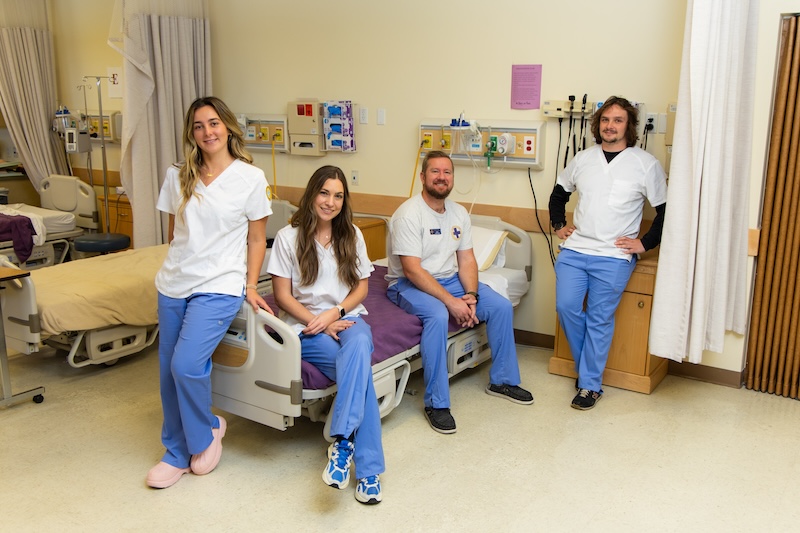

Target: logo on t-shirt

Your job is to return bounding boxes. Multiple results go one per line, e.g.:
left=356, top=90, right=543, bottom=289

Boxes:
left=429, top=228, right=441, bottom=235
left=451, top=226, right=462, bottom=240
left=266, top=185, right=273, bottom=200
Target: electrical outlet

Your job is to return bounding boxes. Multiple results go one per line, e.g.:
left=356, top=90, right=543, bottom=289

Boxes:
left=422, top=132, right=433, bottom=149
left=351, top=170, right=359, bottom=186
left=645, top=113, right=657, bottom=134
left=359, top=107, right=368, bottom=124
left=657, top=113, right=667, bottom=134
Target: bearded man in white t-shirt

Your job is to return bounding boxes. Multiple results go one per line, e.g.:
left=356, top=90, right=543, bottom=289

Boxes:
left=387, top=151, right=533, bottom=434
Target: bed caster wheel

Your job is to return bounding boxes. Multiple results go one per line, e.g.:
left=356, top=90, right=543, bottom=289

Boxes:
left=33, top=394, right=44, bottom=404
left=104, top=359, right=119, bottom=366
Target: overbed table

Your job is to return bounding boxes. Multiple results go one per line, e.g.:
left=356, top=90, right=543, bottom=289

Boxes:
left=0, top=267, right=44, bottom=407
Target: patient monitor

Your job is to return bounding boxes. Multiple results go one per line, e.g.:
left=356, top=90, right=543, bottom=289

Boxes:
left=65, top=128, right=91, bottom=153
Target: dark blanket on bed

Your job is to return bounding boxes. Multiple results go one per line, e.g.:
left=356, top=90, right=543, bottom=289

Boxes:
left=0, top=213, right=36, bottom=262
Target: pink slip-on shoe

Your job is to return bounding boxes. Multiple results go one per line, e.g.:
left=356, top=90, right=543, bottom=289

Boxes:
left=146, top=461, right=191, bottom=489
left=190, top=416, right=227, bottom=475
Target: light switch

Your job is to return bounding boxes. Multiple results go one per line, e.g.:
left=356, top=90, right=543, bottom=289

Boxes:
left=377, top=108, right=386, bottom=125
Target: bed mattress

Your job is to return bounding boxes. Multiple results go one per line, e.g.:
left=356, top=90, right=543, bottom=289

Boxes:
left=6, top=203, right=77, bottom=234
left=479, top=267, right=529, bottom=307
left=30, top=244, right=168, bottom=335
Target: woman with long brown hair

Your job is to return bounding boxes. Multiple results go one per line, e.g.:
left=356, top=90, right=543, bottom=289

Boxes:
left=267, top=165, right=384, bottom=505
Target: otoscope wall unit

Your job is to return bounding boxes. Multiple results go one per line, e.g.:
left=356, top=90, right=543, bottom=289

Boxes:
left=237, top=114, right=288, bottom=152
left=419, top=119, right=546, bottom=170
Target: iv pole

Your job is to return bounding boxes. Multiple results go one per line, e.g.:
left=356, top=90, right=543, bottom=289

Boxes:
left=83, top=75, right=112, bottom=234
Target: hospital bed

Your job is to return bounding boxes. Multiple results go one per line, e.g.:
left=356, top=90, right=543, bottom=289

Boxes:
left=0, top=245, right=166, bottom=368
left=0, top=199, right=298, bottom=370
left=0, top=174, right=98, bottom=270
left=210, top=214, right=532, bottom=436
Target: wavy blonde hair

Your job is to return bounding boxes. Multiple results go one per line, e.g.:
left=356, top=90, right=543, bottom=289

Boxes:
left=290, top=166, right=360, bottom=289
left=176, top=96, right=253, bottom=219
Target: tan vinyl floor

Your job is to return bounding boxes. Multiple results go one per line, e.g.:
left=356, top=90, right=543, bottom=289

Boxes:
left=2, top=344, right=799, bottom=532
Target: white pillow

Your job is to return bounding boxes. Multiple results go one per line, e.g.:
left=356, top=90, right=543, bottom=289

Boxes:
left=471, top=226, right=508, bottom=271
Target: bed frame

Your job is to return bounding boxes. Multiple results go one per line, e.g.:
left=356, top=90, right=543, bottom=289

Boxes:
left=0, top=174, right=98, bottom=270
left=0, top=249, right=163, bottom=368
left=210, top=213, right=532, bottom=436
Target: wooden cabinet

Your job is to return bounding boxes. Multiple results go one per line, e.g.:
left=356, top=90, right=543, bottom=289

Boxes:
left=548, top=252, right=668, bottom=394
left=98, top=194, right=133, bottom=249
left=353, top=217, right=386, bottom=261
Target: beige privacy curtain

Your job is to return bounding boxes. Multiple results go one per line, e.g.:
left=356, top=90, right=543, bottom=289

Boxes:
left=649, top=0, right=758, bottom=364
left=0, top=0, right=69, bottom=189
left=108, top=0, right=212, bottom=247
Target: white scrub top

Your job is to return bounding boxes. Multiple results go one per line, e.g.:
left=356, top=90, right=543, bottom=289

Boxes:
left=155, top=159, right=273, bottom=298
left=267, top=224, right=373, bottom=335
left=557, top=145, right=667, bottom=261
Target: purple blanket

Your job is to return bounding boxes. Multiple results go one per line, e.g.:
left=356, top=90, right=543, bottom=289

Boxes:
left=0, top=213, right=36, bottom=262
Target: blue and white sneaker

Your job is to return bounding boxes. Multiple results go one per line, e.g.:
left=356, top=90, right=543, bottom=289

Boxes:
left=323, top=439, right=354, bottom=489
left=355, top=475, right=382, bottom=505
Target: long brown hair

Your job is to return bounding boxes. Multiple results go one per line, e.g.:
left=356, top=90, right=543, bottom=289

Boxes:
left=176, top=96, right=252, bottom=219
left=591, top=95, right=640, bottom=147
left=290, top=166, right=360, bottom=288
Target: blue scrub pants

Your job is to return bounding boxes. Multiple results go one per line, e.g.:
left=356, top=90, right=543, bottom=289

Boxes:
left=300, top=317, right=384, bottom=480
left=555, top=248, right=636, bottom=393
left=387, top=275, right=521, bottom=409
left=157, top=291, right=244, bottom=468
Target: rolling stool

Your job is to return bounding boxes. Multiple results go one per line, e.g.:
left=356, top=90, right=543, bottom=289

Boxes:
left=73, top=233, right=130, bottom=254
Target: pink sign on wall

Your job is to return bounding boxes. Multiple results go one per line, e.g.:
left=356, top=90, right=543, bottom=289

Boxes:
left=511, top=64, right=542, bottom=110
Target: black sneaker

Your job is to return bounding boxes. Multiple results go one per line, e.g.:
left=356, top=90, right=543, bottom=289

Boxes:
left=424, top=407, right=456, bottom=434
left=571, top=388, right=602, bottom=410
left=485, top=383, right=534, bottom=405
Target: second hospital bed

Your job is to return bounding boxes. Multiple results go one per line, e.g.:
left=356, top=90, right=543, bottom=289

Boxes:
left=210, top=213, right=532, bottom=435
left=0, top=174, right=98, bottom=269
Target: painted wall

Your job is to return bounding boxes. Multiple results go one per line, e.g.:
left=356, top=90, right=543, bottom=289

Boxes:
left=49, top=0, right=794, bottom=373
left=51, top=0, right=121, bottom=175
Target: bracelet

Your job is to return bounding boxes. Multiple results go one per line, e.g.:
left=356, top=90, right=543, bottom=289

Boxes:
left=246, top=284, right=258, bottom=291
left=466, top=291, right=479, bottom=302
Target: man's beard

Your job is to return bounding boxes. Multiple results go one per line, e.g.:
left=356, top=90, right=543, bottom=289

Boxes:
left=424, top=182, right=451, bottom=200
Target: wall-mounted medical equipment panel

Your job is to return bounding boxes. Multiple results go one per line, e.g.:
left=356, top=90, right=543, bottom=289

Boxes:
left=322, top=100, right=356, bottom=153
left=87, top=112, right=121, bottom=142
left=542, top=99, right=598, bottom=119
left=287, top=100, right=325, bottom=156
left=237, top=113, right=288, bottom=152
left=419, top=118, right=546, bottom=170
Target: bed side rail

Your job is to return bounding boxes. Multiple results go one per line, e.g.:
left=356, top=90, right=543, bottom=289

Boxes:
left=0, top=256, right=42, bottom=354
left=469, top=213, right=532, bottom=280
left=211, top=304, right=303, bottom=430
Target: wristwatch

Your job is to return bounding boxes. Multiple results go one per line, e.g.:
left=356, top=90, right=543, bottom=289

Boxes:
left=552, top=221, right=566, bottom=231
left=335, top=305, right=346, bottom=318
